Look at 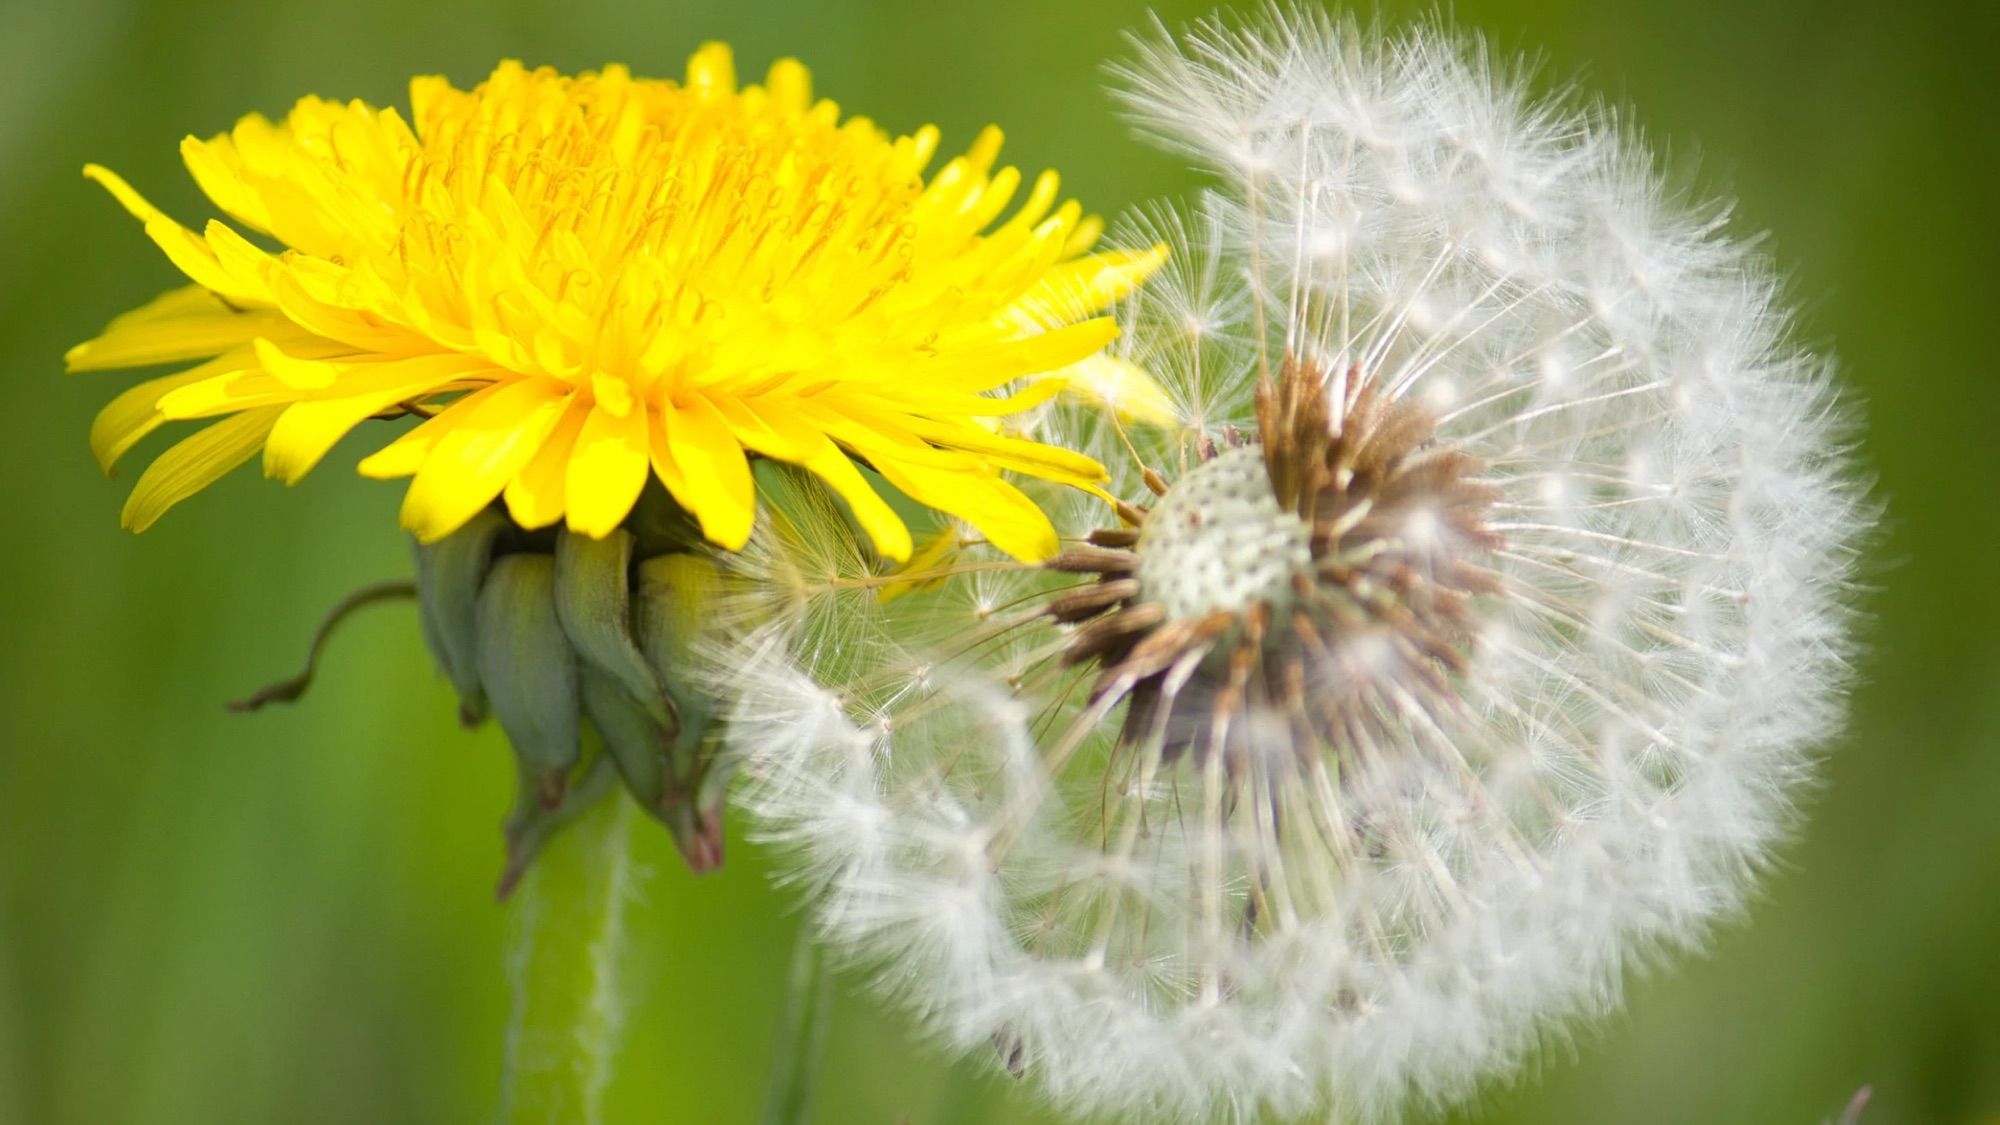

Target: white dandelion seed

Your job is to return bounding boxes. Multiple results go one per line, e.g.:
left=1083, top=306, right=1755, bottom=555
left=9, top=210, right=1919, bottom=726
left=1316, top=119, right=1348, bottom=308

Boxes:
left=726, top=8, right=1872, bottom=1122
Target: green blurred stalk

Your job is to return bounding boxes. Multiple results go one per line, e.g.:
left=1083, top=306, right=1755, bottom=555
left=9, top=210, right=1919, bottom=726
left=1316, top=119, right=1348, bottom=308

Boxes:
left=500, top=787, right=638, bottom=1125
left=758, top=925, right=834, bottom=1125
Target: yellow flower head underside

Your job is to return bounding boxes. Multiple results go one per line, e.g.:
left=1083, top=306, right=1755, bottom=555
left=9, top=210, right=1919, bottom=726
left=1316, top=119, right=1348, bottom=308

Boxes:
left=71, top=46, right=1166, bottom=561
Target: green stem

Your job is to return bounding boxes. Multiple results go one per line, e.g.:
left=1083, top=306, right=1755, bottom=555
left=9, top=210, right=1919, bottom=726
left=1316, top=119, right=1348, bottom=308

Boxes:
left=501, top=787, right=637, bottom=1125
left=758, top=923, right=835, bottom=1125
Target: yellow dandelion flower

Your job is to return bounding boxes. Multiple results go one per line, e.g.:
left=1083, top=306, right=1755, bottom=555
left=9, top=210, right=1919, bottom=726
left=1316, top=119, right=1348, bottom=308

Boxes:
left=71, top=45, right=1165, bottom=561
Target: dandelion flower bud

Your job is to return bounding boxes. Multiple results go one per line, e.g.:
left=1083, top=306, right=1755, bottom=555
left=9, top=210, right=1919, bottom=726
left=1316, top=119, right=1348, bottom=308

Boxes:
left=731, top=8, right=1873, bottom=1122
left=405, top=485, right=737, bottom=892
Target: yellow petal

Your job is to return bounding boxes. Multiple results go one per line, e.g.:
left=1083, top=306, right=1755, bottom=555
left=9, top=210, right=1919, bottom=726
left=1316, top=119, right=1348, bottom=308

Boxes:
left=1008, top=244, right=1170, bottom=327
left=1060, top=353, right=1180, bottom=427
left=156, top=371, right=297, bottom=419
left=687, top=42, right=736, bottom=94
left=86, top=283, right=222, bottom=327
left=66, top=286, right=299, bottom=372
left=968, top=165, right=1024, bottom=230
left=898, top=415, right=1107, bottom=486
left=871, top=455, right=1056, bottom=562
left=154, top=337, right=373, bottom=418
left=252, top=337, right=339, bottom=390
left=120, top=406, right=286, bottom=532
left=991, top=169, right=1060, bottom=238
left=795, top=394, right=1102, bottom=488
left=89, top=348, right=255, bottom=473
left=201, top=221, right=286, bottom=301
left=180, top=134, right=272, bottom=234
left=654, top=394, right=755, bottom=549
left=590, top=372, right=635, bottom=417
left=81, top=161, right=186, bottom=233
left=143, top=336, right=358, bottom=420
left=795, top=402, right=981, bottom=473
left=398, top=378, right=572, bottom=541
left=564, top=398, right=651, bottom=538
left=965, top=125, right=1003, bottom=176
left=643, top=410, right=693, bottom=510
left=504, top=394, right=592, bottom=529
left=83, top=165, right=262, bottom=304
left=721, top=397, right=911, bottom=561
left=357, top=382, right=512, bottom=480
left=801, top=441, right=911, bottom=563
left=835, top=373, right=1069, bottom=420
left=259, top=263, right=417, bottom=354
left=710, top=394, right=814, bottom=463
left=263, top=354, right=494, bottom=483
left=1062, top=213, right=1104, bottom=257
left=763, top=58, right=811, bottom=112
left=927, top=317, right=1121, bottom=394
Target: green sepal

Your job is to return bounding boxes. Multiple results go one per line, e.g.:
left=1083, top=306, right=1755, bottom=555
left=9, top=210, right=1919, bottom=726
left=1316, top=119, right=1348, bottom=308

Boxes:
left=476, top=553, right=580, bottom=809
left=635, top=552, right=724, bottom=745
left=673, top=743, right=736, bottom=875
left=579, top=665, right=669, bottom=811
left=554, top=528, right=674, bottom=728
left=636, top=552, right=731, bottom=871
left=414, top=507, right=508, bottom=725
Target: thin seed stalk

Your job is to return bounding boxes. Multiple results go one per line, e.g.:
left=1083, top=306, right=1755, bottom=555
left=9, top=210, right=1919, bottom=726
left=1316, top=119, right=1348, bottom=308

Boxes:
left=501, top=774, right=637, bottom=1125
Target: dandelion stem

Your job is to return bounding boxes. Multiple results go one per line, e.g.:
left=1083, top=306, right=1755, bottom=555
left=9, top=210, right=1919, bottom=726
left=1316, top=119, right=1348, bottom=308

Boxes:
left=500, top=781, right=637, bottom=1125
left=758, top=923, right=835, bottom=1125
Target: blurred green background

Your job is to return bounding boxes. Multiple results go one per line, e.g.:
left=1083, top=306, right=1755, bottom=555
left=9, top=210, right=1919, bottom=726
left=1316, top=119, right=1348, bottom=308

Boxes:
left=1, top=0, right=1995, bottom=1121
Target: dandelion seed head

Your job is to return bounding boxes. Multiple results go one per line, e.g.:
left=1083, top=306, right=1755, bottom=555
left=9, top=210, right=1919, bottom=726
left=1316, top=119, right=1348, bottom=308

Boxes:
left=732, top=7, right=1872, bottom=1122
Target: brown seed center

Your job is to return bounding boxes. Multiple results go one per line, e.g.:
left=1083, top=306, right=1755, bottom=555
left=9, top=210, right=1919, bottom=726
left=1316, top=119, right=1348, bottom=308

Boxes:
left=1043, top=353, right=1502, bottom=766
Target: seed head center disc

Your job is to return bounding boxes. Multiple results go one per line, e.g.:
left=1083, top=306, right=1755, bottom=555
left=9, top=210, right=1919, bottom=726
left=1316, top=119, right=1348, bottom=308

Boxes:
left=1134, top=446, right=1312, bottom=621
